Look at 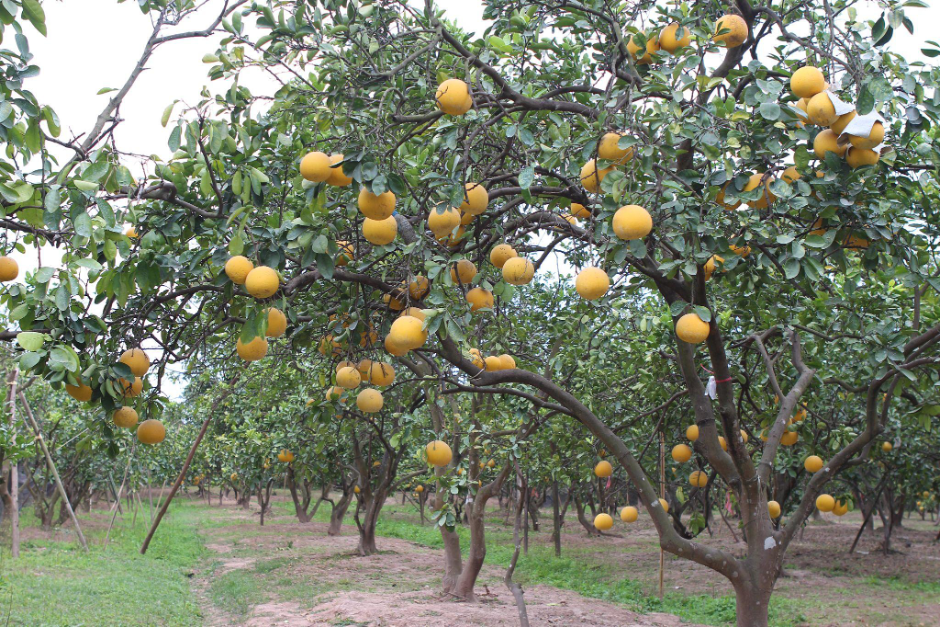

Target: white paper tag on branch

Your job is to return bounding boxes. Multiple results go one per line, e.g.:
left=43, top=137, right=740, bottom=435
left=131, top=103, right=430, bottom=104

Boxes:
left=840, top=111, right=885, bottom=151
left=705, top=376, right=717, bottom=400
left=824, top=91, right=856, bottom=116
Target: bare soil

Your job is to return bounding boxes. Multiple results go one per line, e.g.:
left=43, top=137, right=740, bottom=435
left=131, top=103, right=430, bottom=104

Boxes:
left=193, top=498, right=702, bottom=626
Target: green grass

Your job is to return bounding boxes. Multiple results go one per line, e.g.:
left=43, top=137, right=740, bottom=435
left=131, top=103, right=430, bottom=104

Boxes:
left=0, top=505, right=206, bottom=626
left=208, top=568, right=257, bottom=616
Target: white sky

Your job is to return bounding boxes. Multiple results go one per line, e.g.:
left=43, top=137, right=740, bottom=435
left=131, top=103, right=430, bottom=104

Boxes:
left=10, top=0, right=939, bottom=400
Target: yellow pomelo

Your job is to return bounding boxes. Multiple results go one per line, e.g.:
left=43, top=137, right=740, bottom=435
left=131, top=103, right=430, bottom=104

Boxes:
left=459, top=182, right=489, bottom=215
left=768, top=500, right=782, bottom=518
left=815, top=494, right=835, bottom=512
left=356, top=388, right=383, bottom=413
left=466, top=287, right=494, bottom=312
left=400, top=307, right=426, bottom=322
left=713, top=14, right=748, bottom=47
left=849, top=122, right=884, bottom=150
left=435, top=79, right=472, bottom=116
left=120, top=348, right=151, bottom=377
left=326, top=154, right=353, bottom=186
left=502, top=256, right=535, bottom=285
left=336, top=240, right=355, bottom=267
left=224, top=256, right=254, bottom=284
left=300, top=151, right=332, bottom=182
left=407, top=276, right=430, bottom=300
left=575, top=267, right=609, bottom=300
left=387, top=315, right=427, bottom=350
left=686, top=425, right=699, bottom=441
left=357, top=188, right=396, bottom=220
left=612, top=204, right=652, bottom=240
left=846, top=147, right=879, bottom=168
left=237, top=336, right=268, bottom=361
left=689, top=470, right=708, bottom=488
left=743, top=173, right=776, bottom=209
left=336, top=366, right=362, bottom=389
left=137, top=419, right=166, bottom=445
left=426, top=440, right=453, bottom=467
left=468, top=348, right=485, bottom=369
left=427, top=207, right=461, bottom=238
left=594, top=513, right=613, bottom=530
left=813, top=129, right=847, bottom=159
left=113, top=406, right=138, bottom=429
left=450, top=259, right=478, bottom=284
left=580, top=159, right=612, bottom=193
left=490, top=244, right=517, bottom=268
left=245, top=266, right=280, bottom=298
left=120, top=376, right=143, bottom=398
left=790, top=66, right=826, bottom=98
left=781, top=166, right=801, bottom=183
left=266, top=308, right=287, bottom=338
left=804, top=455, right=824, bottom=473
left=675, top=313, right=710, bottom=344
left=0, top=256, right=17, bottom=282
left=66, top=383, right=93, bottom=402
left=620, top=506, right=638, bottom=523
left=594, top=460, right=613, bottom=477
left=704, top=255, right=724, bottom=280
left=807, top=92, right=837, bottom=126
left=671, top=444, right=692, bottom=463
left=598, top=132, right=634, bottom=164
left=485, top=355, right=503, bottom=371
left=659, top=23, right=690, bottom=53
left=363, top=216, right=398, bottom=246
left=498, top=354, right=516, bottom=370
left=830, top=110, right=857, bottom=135
left=369, top=362, right=396, bottom=386
left=627, top=34, right=659, bottom=64
left=571, top=203, right=591, bottom=219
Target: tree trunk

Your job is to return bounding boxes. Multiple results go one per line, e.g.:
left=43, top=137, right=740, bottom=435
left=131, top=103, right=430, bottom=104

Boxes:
left=573, top=494, right=600, bottom=536
left=551, top=480, right=562, bottom=557
left=733, top=581, right=771, bottom=627
left=328, top=491, right=354, bottom=536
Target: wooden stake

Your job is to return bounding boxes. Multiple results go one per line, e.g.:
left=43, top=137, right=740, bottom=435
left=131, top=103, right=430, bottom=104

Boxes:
left=659, top=429, right=665, bottom=601
left=104, top=444, right=136, bottom=547
left=6, top=369, right=19, bottom=558
left=140, top=373, right=239, bottom=554
left=17, top=390, right=88, bottom=551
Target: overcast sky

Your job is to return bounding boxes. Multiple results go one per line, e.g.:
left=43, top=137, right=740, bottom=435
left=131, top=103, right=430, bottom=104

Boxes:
left=13, top=0, right=939, bottom=400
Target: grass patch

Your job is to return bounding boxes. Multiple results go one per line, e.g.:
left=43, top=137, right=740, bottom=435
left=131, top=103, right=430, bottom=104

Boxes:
left=209, top=569, right=258, bottom=616
left=0, top=503, right=206, bottom=626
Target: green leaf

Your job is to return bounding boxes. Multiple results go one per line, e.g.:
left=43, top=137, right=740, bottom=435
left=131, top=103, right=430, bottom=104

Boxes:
left=488, top=35, right=513, bottom=54
left=73, top=211, right=92, bottom=237
left=22, top=0, right=46, bottom=36
left=161, top=101, right=177, bottom=127
left=16, top=332, right=44, bottom=351
left=758, top=102, right=781, bottom=121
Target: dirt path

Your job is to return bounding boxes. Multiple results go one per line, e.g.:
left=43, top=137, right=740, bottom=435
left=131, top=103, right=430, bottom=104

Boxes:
left=192, top=499, right=700, bottom=627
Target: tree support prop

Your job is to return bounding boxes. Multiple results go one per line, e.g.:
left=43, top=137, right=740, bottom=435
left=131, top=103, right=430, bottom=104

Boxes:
left=17, top=390, right=88, bottom=552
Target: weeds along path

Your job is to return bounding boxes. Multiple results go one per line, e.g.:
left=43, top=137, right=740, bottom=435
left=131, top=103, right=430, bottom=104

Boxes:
left=191, top=495, right=697, bottom=627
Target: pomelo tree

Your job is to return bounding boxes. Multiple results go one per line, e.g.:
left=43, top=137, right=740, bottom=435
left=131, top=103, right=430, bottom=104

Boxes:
left=0, top=1, right=938, bottom=625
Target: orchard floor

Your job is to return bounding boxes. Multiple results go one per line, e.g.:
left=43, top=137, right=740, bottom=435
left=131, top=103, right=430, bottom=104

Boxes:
left=1, top=492, right=938, bottom=626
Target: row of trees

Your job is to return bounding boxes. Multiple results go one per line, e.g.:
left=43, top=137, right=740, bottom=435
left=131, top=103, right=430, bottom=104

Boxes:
left=0, top=1, right=937, bottom=625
